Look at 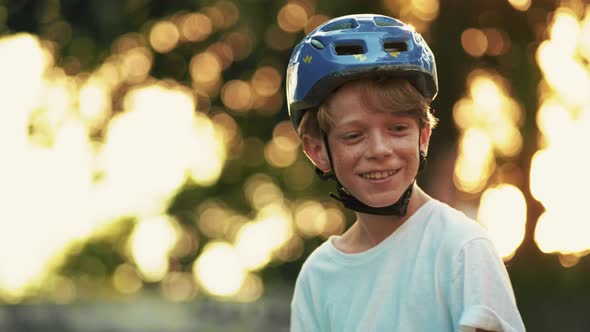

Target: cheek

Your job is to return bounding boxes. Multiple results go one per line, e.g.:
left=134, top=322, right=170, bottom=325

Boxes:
left=330, top=146, right=362, bottom=172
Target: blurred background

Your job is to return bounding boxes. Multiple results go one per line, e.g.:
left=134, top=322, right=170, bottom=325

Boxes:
left=0, top=0, right=589, bottom=331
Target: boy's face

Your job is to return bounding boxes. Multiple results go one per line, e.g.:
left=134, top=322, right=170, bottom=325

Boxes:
left=325, top=83, right=431, bottom=208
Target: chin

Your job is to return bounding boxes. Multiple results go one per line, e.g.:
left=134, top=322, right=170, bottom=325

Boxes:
left=359, top=192, right=403, bottom=208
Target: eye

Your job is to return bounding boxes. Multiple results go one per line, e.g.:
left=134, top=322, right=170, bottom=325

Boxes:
left=343, top=132, right=362, bottom=140
left=338, top=130, right=364, bottom=143
left=390, top=124, right=409, bottom=133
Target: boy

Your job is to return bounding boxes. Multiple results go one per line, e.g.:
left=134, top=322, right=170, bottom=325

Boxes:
left=286, top=14, right=525, bottom=331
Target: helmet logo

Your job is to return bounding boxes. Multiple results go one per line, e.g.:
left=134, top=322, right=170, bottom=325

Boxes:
left=353, top=54, right=367, bottom=62
left=302, top=55, right=313, bottom=63
left=388, top=52, right=400, bottom=58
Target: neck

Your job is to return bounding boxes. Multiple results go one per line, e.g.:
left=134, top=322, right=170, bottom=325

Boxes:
left=353, top=184, right=431, bottom=248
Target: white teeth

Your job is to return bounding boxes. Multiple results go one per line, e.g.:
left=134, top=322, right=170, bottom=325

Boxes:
left=361, top=170, right=396, bottom=179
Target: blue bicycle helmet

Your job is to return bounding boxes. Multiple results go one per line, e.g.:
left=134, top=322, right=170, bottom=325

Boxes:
left=286, top=14, right=438, bottom=130
left=285, top=14, right=438, bottom=216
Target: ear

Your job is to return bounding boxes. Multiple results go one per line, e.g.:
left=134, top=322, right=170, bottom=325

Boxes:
left=301, top=134, right=332, bottom=172
left=419, top=125, right=432, bottom=155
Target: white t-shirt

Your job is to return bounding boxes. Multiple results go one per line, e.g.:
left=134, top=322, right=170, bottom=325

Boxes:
left=290, top=199, right=525, bottom=332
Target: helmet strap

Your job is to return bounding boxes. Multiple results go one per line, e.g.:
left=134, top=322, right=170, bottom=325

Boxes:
left=316, top=130, right=426, bottom=217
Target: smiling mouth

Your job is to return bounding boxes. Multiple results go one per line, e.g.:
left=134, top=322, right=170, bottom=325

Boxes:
left=360, top=169, right=399, bottom=180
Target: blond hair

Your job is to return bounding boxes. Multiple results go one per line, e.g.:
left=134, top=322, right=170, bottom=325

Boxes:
left=298, top=78, right=438, bottom=138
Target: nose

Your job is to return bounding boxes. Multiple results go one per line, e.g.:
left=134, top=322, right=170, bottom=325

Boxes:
left=366, top=131, right=393, bottom=160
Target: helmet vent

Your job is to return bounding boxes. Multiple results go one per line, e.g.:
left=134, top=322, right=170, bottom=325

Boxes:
left=374, top=16, right=402, bottom=27
left=384, top=42, right=407, bottom=53
left=334, top=44, right=365, bottom=55
left=321, top=19, right=359, bottom=32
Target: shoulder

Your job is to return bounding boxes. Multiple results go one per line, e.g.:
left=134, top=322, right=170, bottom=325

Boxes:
left=291, top=240, right=335, bottom=316
left=430, top=200, right=488, bottom=239
left=424, top=200, right=492, bottom=256
left=296, top=239, right=335, bottom=282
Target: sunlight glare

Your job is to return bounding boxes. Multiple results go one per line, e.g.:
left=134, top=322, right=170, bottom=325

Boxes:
left=130, top=215, right=179, bottom=282
left=193, top=242, right=246, bottom=297
left=478, top=184, right=527, bottom=260
left=234, top=203, right=293, bottom=271
left=452, top=70, right=523, bottom=193
left=532, top=6, right=590, bottom=262
left=453, top=129, right=495, bottom=193
left=294, top=200, right=327, bottom=238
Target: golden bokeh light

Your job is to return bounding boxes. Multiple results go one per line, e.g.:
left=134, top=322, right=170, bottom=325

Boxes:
left=382, top=0, right=440, bottom=28
left=160, top=272, right=196, bottom=302
left=180, top=13, right=214, bottom=42
left=149, top=20, right=180, bottom=53
left=253, top=91, right=284, bottom=116
left=294, top=200, right=327, bottom=238
left=207, top=41, right=234, bottom=69
left=188, top=112, right=227, bottom=186
left=78, top=78, right=111, bottom=130
left=243, top=173, right=284, bottom=210
left=224, top=29, right=255, bottom=61
left=535, top=211, right=590, bottom=257
left=221, top=79, right=254, bottom=112
left=535, top=98, right=573, bottom=147
left=537, top=9, right=590, bottom=108
left=0, top=6, right=285, bottom=304
left=112, top=33, right=145, bottom=54
left=410, top=0, right=440, bottom=21
left=0, top=34, right=90, bottom=301
left=452, top=70, right=523, bottom=194
left=0, top=34, right=48, bottom=127
left=531, top=6, right=590, bottom=263
left=549, top=8, right=579, bottom=51
left=100, top=84, right=206, bottom=215
left=277, top=3, right=309, bottom=33
left=461, top=28, right=488, bottom=57
left=170, top=226, right=199, bottom=259
left=558, top=254, right=583, bottom=268
left=130, top=216, right=179, bottom=282
left=203, top=6, right=225, bottom=30
left=234, top=204, right=293, bottom=271
left=233, top=272, right=264, bottom=303
left=119, top=47, right=153, bottom=84
left=581, top=6, right=590, bottom=60
left=47, top=276, right=77, bottom=304
left=94, top=61, right=122, bottom=89
left=275, top=235, right=305, bottom=262
left=507, top=0, right=531, bottom=11
left=234, top=222, right=274, bottom=270
left=264, top=120, right=300, bottom=168
left=478, top=184, right=527, bottom=260
left=215, top=1, right=240, bottom=30
left=484, top=28, right=510, bottom=56
left=453, top=129, right=495, bottom=193
left=320, top=205, right=347, bottom=240
left=251, top=66, right=282, bottom=97
left=113, top=263, right=143, bottom=294
left=190, top=51, right=222, bottom=85
left=211, top=112, right=241, bottom=147
left=197, top=200, right=234, bottom=239
left=265, top=138, right=299, bottom=168
left=193, top=242, right=246, bottom=297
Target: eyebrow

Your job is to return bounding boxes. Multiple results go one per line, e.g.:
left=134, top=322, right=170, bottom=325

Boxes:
left=336, top=110, right=417, bottom=126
